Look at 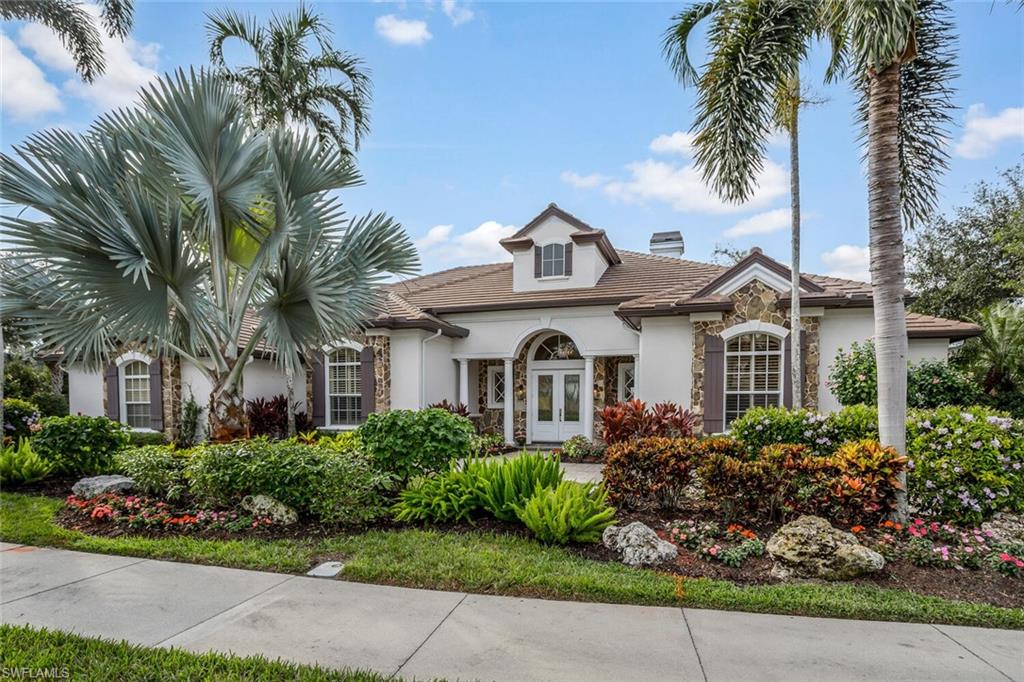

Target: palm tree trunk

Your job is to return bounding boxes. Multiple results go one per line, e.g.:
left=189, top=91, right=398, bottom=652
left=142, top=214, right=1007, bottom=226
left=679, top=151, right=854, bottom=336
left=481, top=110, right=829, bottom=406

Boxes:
left=209, top=367, right=247, bottom=442
left=285, top=364, right=297, bottom=437
left=788, top=76, right=802, bottom=410
left=867, top=63, right=910, bottom=522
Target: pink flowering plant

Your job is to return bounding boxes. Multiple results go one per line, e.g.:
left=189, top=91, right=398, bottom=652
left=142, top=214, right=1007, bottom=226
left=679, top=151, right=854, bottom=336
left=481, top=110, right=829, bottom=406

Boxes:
left=65, top=494, right=274, bottom=533
left=666, top=519, right=764, bottom=568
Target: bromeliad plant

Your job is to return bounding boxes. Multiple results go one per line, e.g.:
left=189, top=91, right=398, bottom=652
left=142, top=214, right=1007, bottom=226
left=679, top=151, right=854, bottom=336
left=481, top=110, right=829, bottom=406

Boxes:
left=514, top=481, right=616, bottom=545
left=0, top=69, right=417, bottom=440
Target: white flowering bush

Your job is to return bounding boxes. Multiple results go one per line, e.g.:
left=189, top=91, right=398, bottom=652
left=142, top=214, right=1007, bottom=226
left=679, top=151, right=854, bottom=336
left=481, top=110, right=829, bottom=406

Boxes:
left=907, top=406, right=1024, bottom=523
left=729, top=407, right=835, bottom=455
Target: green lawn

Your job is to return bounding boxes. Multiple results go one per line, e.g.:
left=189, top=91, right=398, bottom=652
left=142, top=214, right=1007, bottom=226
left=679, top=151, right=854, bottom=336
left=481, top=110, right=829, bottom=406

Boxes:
left=3, top=492, right=1022, bottom=629
left=0, top=624, right=389, bottom=681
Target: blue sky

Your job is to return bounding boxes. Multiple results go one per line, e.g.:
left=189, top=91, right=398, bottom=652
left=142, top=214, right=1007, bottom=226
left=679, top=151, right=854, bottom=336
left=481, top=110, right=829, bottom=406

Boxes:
left=2, top=1, right=1023, bottom=282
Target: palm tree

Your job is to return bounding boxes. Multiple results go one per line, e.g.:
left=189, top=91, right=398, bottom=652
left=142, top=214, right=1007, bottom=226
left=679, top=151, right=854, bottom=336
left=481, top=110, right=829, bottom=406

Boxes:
left=1, top=0, right=133, bottom=82
left=666, top=0, right=956, bottom=520
left=664, top=7, right=808, bottom=408
left=0, top=70, right=418, bottom=440
left=206, top=4, right=371, bottom=155
left=962, top=303, right=1024, bottom=398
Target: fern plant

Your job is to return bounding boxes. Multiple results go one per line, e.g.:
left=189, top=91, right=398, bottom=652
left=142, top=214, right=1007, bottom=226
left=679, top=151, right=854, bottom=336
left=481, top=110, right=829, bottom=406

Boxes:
left=468, top=453, right=564, bottom=522
left=392, top=465, right=486, bottom=523
left=515, top=481, right=616, bottom=545
left=0, top=439, right=54, bottom=486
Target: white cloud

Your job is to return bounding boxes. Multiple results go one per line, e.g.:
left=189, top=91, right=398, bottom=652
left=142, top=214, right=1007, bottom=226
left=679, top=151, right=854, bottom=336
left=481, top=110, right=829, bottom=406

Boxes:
left=954, top=104, right=1024, bottom=159
left=723, top=208, right=791, bottom=238
left=375, top=15, right=433, bottom=46
left=417, top=220, right=517, bottom=264
left=416, top=224, right=453, bottom=250
left=442, top=0, right=474, bottom=26
left=560, top=171, right=608, bottom=189
left=649, top=131, right=696, bottom=156
left=603, top=157, right=788, bottom=214
left=17, top=5, right=160, bottom=112
left=0, top=33, right=63, bottom=120
left=821, top=244, right=871, bottom=283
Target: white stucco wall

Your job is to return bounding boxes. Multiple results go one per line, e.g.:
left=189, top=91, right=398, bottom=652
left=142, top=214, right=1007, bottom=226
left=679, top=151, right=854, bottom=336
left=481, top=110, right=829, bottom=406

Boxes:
left=446, top=305, right=639, bottom=360
left=423, top=335, right=457, bottom=406
left=67, top=365, right=104, bottom=416
left=637, top=316, right=693, bottom=407
left=511, top=216, right=608, bottom=292
left=390, top=329, right=426, bottom=410
left=908, top=338, right=950, bottom=364
left=241, top=358, right=307, bottom=412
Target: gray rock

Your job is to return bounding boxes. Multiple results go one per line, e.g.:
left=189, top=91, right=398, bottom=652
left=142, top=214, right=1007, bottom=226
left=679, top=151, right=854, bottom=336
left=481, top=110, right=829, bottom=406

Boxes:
left=766, top=515, right=884, bottom=581
left=602, top=521, right=678, bottom=567
left=72, top=475, right=135, bottom=498
left=241, top=494, right=298, bottom=525
left=981, top=513, right=1024, bottom=545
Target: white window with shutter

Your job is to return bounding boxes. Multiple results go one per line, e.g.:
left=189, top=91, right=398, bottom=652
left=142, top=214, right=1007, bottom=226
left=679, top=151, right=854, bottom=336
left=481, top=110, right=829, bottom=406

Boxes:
left=487, top=365, right=506, bottom=408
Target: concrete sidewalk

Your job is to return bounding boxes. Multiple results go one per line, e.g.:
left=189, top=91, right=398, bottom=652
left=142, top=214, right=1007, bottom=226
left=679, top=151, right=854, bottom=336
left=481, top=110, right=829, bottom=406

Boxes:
left=1, top=543, right=1021, bottom=681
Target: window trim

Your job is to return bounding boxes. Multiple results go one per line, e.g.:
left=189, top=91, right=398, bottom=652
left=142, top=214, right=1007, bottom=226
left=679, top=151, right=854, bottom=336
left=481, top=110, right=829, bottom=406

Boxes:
left=324, top=345, right=362, bottom=429
left=723, top=332, right=784, bottom=427
left=487, top=365, right=506, bottom=408
left=617, top=362, right=636, bottom=402
left=540, top=242, right=566, bottom=279
left=116, top=352, right=153, bottom=432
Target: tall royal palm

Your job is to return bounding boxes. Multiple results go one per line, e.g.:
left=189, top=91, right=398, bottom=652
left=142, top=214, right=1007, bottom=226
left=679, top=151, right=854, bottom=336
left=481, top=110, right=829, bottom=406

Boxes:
left=206, top=5, right=371, bottom=155
left=1, top=0, right=133, bottom=81
left=0, top=70, right=417, bottom=440
left=664, top=5, right=809, bottom=408
left=667, top=0, right=956, bottom=519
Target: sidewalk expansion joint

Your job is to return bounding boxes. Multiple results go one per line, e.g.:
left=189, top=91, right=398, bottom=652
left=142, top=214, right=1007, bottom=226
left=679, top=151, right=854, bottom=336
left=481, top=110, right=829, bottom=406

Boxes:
left=930, top=624, right=1014, bottom=682
left=391, top=592, right=468, bottom=679
left=681, top=608, right=708, bottom=682
left=1, top=554, right=149, bottom=606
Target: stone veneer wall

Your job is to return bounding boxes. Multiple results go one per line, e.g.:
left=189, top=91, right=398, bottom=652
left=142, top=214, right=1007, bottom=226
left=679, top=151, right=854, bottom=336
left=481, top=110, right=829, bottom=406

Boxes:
left=304, top=331, right=391, bottom=416
left=162, top=356, right=181, bottom=440
left=690, top=280, right=820, bottom=431
left=476, top=359, right=506, bottom=435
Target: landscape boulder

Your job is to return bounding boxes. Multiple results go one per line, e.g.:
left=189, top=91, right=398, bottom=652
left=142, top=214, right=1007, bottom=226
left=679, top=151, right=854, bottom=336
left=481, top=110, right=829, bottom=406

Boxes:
left=72, top=475, right=135, bottom=498
left=241, top=494, right=298, bottom=525
left=602, top=521, right=678, bottom=567
left=981, top=513, right=1024, bottom=545
left=766, top=515, right=884, bottom=581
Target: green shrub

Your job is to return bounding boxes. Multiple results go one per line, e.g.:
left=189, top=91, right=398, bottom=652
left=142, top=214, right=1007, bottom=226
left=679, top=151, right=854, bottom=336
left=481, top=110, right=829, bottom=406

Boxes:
left=467, top=453, right=564, bottom=522
left=729, top=407, right=834, bottom=455
left=0, top=439, right=53, bottom=485
left=602, top=437, right=741, bottom=510
left=3, top=357, right=68, bottom=416
left=560, top=435, right=607, bottom=460
left=360, top=408, right=475, bottom=481
left=114, top=446, right=189, bottom=500
left=316, top=430, right=362, bottom=455
left=907, top=406, right=1024, bottom=523
left=828, top=342, right=878, bottom=407
left=471, top=433, right=506, bottom=458
left=177, top=392, right=203, bottom=448
left=185, top=439, right=391, bottom=523
left=515, top=481, right=616, bottom=544
left=829, top=404, right=879, bottom=443
left=392, top=465, right=486, bottom=523
left=2, top=398, right=41, bottom=442
left=32, top=415, right=129, bottom=476
left=908, top=360, right=983, bottom=408
left=128, top=431, right=167, bottom=447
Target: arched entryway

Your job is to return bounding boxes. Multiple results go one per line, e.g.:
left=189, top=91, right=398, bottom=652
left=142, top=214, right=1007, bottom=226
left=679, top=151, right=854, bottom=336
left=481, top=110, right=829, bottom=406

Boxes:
left=526, top=332, right=586, bottom=443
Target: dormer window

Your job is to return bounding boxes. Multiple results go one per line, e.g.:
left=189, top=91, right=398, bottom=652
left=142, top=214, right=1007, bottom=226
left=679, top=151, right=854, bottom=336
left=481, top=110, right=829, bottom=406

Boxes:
left=541, top=243, right=566, bottom=277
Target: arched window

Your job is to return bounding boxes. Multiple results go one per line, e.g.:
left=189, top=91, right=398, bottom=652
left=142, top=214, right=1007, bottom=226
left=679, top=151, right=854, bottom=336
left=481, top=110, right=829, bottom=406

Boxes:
left=121, top=360, right=151, bottom=429
left=327, top=347, right=361, bottom=426
left=541, top=243, right=565, bottom=277
left=724, top=332, right=782, bottom=425
left=533, top=334, right=580, bottom=361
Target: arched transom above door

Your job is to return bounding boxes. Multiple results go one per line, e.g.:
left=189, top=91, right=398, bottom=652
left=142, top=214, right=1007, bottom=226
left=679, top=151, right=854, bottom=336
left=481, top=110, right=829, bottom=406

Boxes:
left=533, top=333, right=580, bottom=361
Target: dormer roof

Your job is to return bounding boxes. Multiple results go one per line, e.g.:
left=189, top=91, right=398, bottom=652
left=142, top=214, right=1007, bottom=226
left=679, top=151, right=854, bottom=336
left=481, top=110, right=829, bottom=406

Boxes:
left=499, top=203, right=621, bottom=265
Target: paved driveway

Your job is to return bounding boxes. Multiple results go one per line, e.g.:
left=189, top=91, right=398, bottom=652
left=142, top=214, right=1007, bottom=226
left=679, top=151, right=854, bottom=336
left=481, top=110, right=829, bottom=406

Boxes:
left=2, top=544, right=1021, bottom=681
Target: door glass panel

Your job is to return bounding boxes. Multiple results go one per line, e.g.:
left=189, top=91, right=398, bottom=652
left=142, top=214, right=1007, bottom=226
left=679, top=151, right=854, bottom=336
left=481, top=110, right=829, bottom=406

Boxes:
left=537, top=375, right=553, bottom=422
left=563, top=374, right=580, bottom=422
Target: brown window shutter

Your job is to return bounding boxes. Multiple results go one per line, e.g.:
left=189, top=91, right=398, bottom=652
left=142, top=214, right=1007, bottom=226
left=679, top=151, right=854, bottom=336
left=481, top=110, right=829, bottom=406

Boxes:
left=534, top=246, right=542, bottom=277
left=104, top=363, right=120, bottom=421
left=149, top=358, right=164, bottom=431
left=311, top=351, right=326, bottom=427
left=703, top=334, right=725, bottom=434
left=359, top=346, right=376, bottom=420
left=564, top=243, right=573, bottom=276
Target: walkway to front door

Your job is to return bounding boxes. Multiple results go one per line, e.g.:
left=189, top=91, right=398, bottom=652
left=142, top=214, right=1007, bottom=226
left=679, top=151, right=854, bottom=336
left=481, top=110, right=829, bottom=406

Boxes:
left=530, top=369, right=584, bottom=442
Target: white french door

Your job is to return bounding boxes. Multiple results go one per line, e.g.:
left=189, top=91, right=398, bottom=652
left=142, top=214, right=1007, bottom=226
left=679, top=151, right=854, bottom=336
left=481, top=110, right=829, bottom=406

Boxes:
left=530, top=369, right=584, bottom=442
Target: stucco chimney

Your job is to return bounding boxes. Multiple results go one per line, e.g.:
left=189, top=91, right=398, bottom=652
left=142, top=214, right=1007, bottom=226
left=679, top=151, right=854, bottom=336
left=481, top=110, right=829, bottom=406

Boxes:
left=649, top=231, right=684, bottom=258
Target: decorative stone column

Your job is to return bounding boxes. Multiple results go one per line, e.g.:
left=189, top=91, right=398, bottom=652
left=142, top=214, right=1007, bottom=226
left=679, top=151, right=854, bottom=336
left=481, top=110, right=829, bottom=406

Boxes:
left=458, top=358, right=469, bottom=408
left=503, top=357, right=515, bottom=445
left=583, top=356, right=595, bottom=440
